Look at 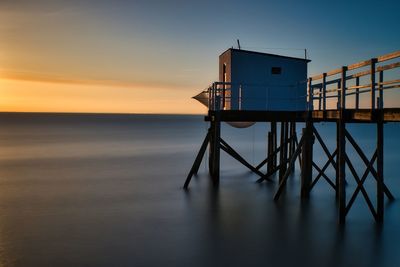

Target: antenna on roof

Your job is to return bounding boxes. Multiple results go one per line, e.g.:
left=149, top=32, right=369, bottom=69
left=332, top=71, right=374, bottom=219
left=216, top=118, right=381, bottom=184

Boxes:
left=237, top=39, right=241, bottom=50
left=304, top=49, right=307, bottom=60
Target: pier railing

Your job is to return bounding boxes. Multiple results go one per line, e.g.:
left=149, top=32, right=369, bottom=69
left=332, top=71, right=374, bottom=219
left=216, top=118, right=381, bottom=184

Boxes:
left=309, top=51, right=400, bottom=111
left=207, top=81, right=307, bottom=111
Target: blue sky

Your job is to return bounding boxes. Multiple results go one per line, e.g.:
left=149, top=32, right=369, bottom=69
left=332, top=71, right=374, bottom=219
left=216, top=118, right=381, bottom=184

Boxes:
left=0, top=0, right=399, bottom=113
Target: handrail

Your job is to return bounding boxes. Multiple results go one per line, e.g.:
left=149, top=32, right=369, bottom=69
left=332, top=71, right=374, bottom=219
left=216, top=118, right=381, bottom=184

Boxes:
left=308, top=50, right=400, bottom=111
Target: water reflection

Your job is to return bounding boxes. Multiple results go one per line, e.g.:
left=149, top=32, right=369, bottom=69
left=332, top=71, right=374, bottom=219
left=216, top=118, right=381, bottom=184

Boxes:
left=182, top=172, right=397, bottom=267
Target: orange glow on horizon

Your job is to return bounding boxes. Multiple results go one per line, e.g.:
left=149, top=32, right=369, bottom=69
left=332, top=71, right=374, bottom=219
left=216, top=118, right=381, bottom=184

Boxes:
left=0, top=77, right=206, bottom=114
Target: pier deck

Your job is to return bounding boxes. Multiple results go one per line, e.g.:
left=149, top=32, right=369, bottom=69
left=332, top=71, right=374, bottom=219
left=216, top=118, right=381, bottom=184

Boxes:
left=206, top=108, right=400, bottom=122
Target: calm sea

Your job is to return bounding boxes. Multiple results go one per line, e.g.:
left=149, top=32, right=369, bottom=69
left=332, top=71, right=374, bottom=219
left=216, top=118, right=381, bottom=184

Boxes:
left=0, top=113, right=399, bottom=267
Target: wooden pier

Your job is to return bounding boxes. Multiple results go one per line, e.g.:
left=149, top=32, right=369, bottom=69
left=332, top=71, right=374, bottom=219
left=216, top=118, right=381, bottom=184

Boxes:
left=184, top=50, right=400, bottom=223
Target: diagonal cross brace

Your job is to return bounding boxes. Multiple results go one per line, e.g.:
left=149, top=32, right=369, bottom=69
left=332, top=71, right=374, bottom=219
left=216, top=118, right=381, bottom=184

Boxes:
left=183, top=131, right=210, bottom=189
left=345, top=129, right=394, bottom=200
left=345, top=153, right=378, bottom=219
left=220, top=138, right=273, bottom=182
left=274, top=133, right=306, bottom=200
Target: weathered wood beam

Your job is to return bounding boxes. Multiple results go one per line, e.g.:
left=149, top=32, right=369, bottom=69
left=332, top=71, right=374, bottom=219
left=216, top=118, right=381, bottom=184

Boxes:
left=220, top=138, right=273, bottom=182
left=311, top=162, right=336, bottom=190
left=345, top=154, right=378, bottom=220
left=184, top=131, right=211, bottom=189
left=345, top=129, right=394, bottom=200
left=274, top=133, right=306, bottom=200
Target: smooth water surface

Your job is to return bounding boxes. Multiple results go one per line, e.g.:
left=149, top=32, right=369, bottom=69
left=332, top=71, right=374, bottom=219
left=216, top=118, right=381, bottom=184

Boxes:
left=0, top=113, right=399, bottom=267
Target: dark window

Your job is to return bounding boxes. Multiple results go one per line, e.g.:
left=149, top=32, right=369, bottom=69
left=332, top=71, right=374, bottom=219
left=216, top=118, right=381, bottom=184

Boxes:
left=271, top=67, right=282, bottom=75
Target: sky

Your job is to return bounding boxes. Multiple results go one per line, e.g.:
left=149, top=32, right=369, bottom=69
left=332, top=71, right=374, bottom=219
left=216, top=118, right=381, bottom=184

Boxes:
left=0, top=0, right=399, bottom=114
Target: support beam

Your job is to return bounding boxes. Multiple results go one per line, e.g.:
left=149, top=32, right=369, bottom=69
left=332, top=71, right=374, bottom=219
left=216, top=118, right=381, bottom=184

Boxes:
left=345, top=129, right=394, bottom=200
left=279, top=122, right=286, bottom=181
left=220, top=138, right=272, bottom=182
left=209, top=108, right=221, bottom=186
left=301, top=125, right=314, bottom=198
left=274, top=133, right=306, bottom=200
left=256, top=145, right=281, bottom=171
left=377, top=113, right=384, bottom=222
left=183, top=131, right=210, bottom=189
left=267, top=131, right=273, bottom=173
left=338, top=66, right=347, bottom=223
left=271, top=122, right=277, bottom=168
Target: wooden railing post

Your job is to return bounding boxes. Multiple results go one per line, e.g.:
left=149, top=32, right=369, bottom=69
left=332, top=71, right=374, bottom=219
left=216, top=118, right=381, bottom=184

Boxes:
left=322, top=73, right=327, bottom=111
left=341, top=66, right=347, bottom=109
left=318, top=86, right=322, bottom=111
left=379, top=71, right=384, bottom=109
left=308, top=78, right=313, bottom=110
left=337, top=81, right=341, bottom=109
left=355, top=77, right=360, bottom=110
left=371, top=58, right=377, bottom=110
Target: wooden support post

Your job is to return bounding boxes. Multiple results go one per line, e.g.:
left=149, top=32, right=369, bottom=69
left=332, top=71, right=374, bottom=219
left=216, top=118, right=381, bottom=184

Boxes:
left=284, top=122, right=289, bottom=171
left=338, top=120, right=346, bottom=223
left=338, top=66, right=347, bottom=223
left=289, top=121, right=296, bottom=173
left=209, top=96, right=221, bottom=186
left=377, top=113, right=384, bottom=222
left=279, top=122, right=287, bottom=182
left=267, top=131, right=273, bottom=173
left=371, top=58, right=377, bottom=110
left=274, top=133, right=306, bottom=201
left=335, top=121, right=340, bottom=199
left=301, top=123, right=313, bottom=198
left=271, top=122, right=277, bottom=168
left=355, top=77, right=360, bottom=110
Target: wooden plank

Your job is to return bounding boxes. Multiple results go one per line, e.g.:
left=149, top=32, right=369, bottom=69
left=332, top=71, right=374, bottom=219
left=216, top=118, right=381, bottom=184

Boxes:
left=327, top=68, right=342, bottom=77
left=345, top=62, right=400, bottom=80
left=377, top=61, right=400, bottom=72
left=206, top=109, right=400, bottom=123
left=377, top=50, right=400, bottom=62
left=310, top=74, right=324, bottom=80
left=348, top=59, right=372, bottom=70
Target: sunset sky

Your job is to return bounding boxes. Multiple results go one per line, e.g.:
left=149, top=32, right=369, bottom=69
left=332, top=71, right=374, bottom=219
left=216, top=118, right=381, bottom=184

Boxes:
left=1, top=0, right=399, bottom=114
